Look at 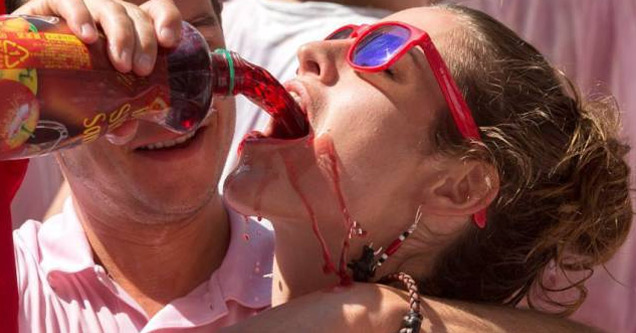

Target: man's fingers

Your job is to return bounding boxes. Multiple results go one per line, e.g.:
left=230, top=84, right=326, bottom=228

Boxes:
left=90, top=0, right=135, bottom=72
left=13, top=0, right=98, bottom=43
left=140, top=0, right=182, bottom=48
left=123, top=4, right=157, bottom=76
left=13, top=0, right=177, bottom=75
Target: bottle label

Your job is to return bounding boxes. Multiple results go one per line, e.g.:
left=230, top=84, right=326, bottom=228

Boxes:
left=0, top=31, right=91, bottom=70
left=0, top=16, right=91, bottom=70
left=0, top=15, right=173, bottom=159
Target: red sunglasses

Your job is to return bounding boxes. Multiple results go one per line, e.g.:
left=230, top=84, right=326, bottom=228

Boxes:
left=326, top=22, right=487, bottom=228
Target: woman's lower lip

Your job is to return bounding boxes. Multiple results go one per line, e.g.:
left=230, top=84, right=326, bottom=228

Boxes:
left=240, top=129, right=314, bottom=148
left=237, top=131, right=315, bottom=159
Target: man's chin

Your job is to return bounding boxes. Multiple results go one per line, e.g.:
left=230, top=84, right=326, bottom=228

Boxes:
left=129, top=187, right=218, bottom=225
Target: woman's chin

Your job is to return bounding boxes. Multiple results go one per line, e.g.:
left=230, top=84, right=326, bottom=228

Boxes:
left=224, top=130, right=346, bottom=222
left=224, top=166, right=310, bottom=222
left=224, top=167, right=262, bottom=216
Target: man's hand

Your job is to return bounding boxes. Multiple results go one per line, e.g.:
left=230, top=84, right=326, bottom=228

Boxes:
left=12, top=0, right=185, bottom=143
left=13, top=0, right=182, bottom=76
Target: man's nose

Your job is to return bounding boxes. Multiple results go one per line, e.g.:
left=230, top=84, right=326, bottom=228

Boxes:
left=296, top=41, right=342, bottom=86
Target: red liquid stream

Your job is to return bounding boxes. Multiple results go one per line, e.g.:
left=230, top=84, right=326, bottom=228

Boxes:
left=282, top=153, right=338, bottom=275
left=278, top=136, right=365, bottom=286
left=318, top=137, right=357, bottom=286
left=210, top=52, right=308, bottom=139
left=242, top=215, right=250, bottom=242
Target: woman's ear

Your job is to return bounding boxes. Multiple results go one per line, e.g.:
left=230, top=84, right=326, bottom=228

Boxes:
left=422, top=159, right=499, bottom=218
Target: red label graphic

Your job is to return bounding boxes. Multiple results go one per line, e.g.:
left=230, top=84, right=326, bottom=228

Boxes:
left=0, top=31, right=91, bottom=70
left=2, top=40, right=29, bottom=68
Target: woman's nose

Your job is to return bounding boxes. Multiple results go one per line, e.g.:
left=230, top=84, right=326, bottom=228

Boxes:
left=296, top=41, right=342, bottom=86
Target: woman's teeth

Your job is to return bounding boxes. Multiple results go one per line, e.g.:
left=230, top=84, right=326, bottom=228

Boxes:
left=139, top=130, right=197, bottom=150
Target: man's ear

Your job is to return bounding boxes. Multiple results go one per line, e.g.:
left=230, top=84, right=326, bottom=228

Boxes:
left=421, top=160, right=499, bottom=218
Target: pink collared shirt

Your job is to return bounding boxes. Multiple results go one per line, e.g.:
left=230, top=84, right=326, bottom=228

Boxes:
left=13, top=198, right=274, bottom=332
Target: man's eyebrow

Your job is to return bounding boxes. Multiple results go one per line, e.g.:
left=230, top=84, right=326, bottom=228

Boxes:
left=187, top=14, right=218, bottom=28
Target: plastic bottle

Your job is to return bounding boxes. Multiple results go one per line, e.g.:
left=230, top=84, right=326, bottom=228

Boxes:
left=0, top=15, right=308, bottom=160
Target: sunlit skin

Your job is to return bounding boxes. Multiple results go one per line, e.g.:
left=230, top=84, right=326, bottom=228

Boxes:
left=225, top=7, right=498, bottom=304
left=47, top=0, right=237, bottom=317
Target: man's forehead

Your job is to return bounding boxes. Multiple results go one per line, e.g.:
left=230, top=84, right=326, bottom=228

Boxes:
left=6, top=0, right=25, bottom=12
left=125, top=0, right=221, bottom=21
left=10, top=0, right=222, bottom=23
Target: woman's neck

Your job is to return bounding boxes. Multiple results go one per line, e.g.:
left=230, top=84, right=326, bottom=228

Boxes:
left=271, top=215, right=361, bottom=306
left=270, top=208, right=457, bottom=306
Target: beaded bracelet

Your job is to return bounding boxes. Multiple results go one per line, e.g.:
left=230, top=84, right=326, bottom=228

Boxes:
left=380, top=272, right=423, bottom=333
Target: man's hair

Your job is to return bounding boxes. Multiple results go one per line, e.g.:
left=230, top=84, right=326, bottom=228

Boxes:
left=212, top=0, right=222, bottom=19
left=420, top=4, right=632, bottom=315
left=6, top=0, right=23, bottom=13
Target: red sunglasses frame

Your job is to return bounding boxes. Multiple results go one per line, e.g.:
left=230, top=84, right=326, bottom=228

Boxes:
left=327, top=22, right=488, bottom=228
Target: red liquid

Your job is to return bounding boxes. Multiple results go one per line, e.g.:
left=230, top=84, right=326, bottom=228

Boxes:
left=211, top=52, right=308, bottom=139
left=282, top=153, right=338, bottom=275
left=317, top=136, right=355, bottom=285
left=242, top=215, right=251, bottom=242
left=272, top=135, right=365, bottom=286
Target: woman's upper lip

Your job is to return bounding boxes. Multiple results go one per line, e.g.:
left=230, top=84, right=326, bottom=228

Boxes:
left=283, top=79, right=312, bottom=120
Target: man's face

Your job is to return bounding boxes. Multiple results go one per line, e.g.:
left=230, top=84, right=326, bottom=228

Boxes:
left=57, top=0, right=235, bottom=223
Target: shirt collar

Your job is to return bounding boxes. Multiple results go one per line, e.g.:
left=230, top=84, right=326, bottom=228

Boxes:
left=38, top=197, right=274, bottom=308
left=215, top=208, right=274, bottom=309
left=148, top=210, right=275, bottom=330
left=39, top=197, right=95, bottom=277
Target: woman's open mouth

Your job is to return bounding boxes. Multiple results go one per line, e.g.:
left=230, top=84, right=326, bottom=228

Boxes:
left=242, top=80, right=312, bottom=144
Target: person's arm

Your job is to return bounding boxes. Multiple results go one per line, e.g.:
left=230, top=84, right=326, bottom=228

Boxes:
left=220, top=283, right=601, bottom=333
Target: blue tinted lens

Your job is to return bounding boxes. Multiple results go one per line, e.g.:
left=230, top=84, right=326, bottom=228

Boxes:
left=328, top=27, right=354, bottom=40
left=352, top=25, right=410, bottom=67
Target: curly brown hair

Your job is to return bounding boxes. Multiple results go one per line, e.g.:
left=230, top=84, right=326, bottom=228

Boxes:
left=420, top=5, right=633, bottom=315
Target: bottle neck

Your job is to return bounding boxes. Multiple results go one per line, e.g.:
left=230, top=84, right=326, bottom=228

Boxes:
left=209, top=48, right=309, bottom=138
left=210, top=49, right=236, bottom=96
